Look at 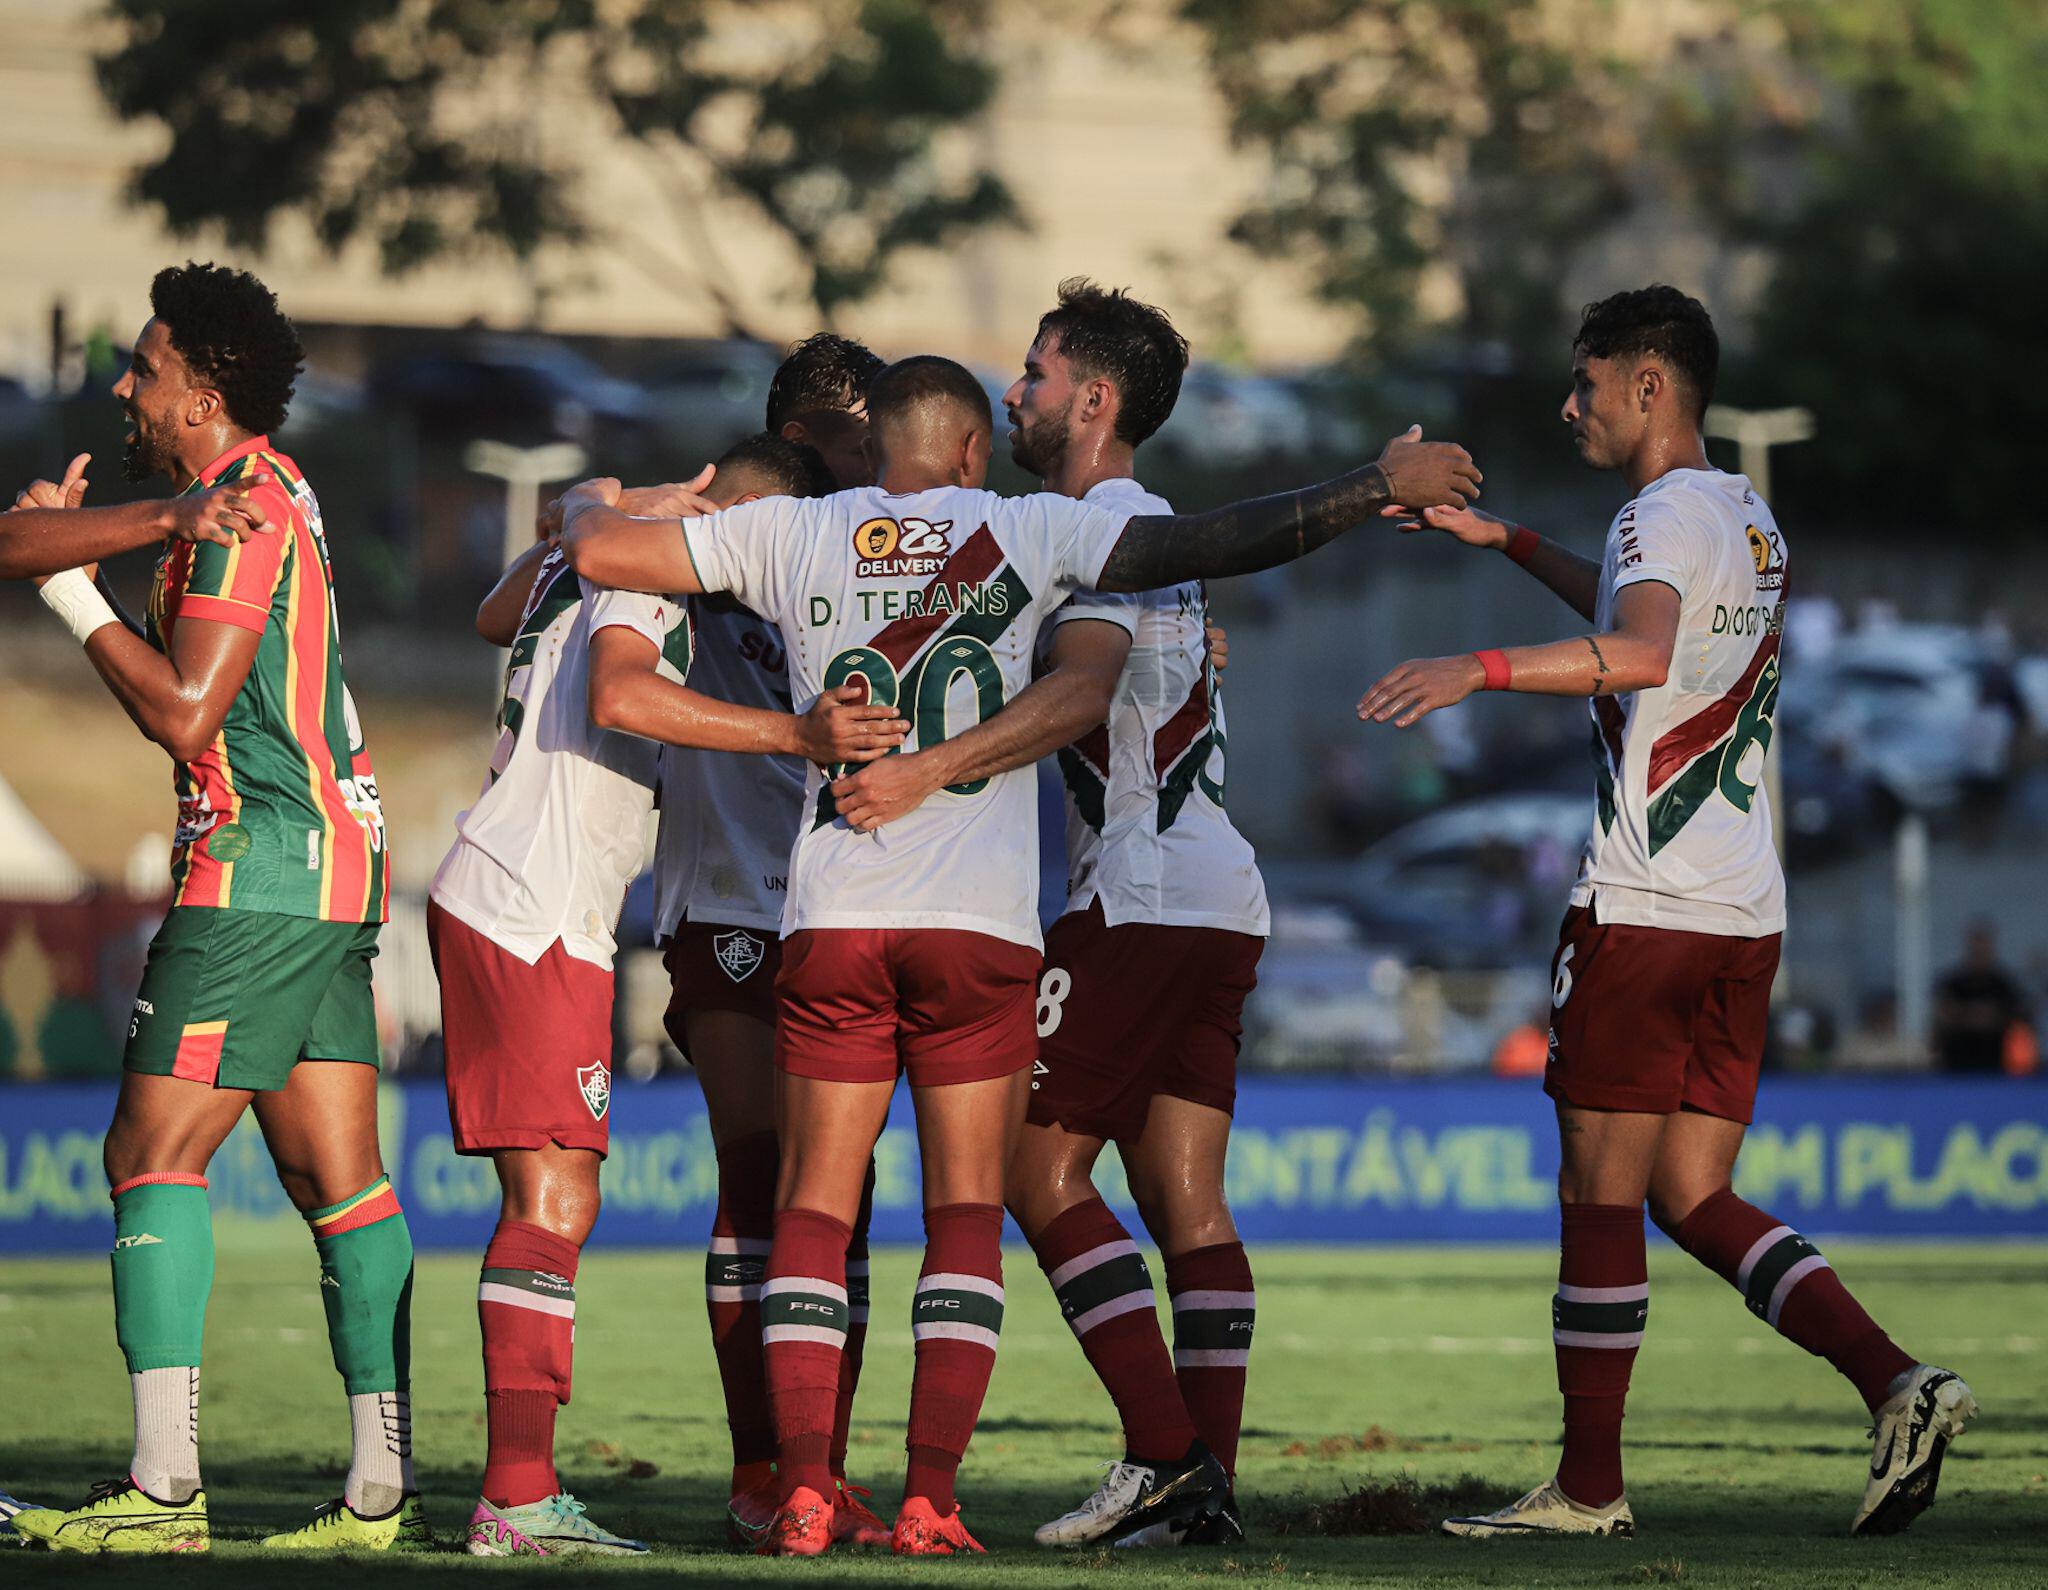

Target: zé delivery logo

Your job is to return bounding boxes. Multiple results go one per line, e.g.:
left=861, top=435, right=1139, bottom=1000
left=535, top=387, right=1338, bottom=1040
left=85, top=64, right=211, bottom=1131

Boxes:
left=854, top=516, right=951, bottom=578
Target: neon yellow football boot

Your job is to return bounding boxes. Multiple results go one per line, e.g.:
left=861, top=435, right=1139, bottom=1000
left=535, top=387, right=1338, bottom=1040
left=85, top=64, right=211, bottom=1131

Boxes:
left=262, top=1493, right=432, bottom=1551
left=12, top=1477, right=209, bottom=1553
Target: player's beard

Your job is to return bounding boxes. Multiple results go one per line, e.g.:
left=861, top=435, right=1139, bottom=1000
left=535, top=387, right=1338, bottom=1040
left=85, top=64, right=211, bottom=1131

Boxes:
left=123, top=406, right=176, bottom=483
left=1010, top=403, right=1072, bottom=479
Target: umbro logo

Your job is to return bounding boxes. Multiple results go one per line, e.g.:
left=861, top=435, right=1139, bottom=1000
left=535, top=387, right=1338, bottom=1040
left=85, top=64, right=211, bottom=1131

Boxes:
left=113, top=1233, right=163, bottom=1249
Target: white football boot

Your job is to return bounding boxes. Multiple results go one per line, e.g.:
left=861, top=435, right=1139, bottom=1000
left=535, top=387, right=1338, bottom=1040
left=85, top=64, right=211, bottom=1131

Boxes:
left=1442, top=1478, right=1634, bottom=1538
left=1852, top=1364, right=1977, bottom=1536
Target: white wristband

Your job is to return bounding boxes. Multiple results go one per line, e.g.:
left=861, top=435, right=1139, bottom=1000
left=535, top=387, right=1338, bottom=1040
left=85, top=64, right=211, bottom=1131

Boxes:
left=38, top=567, right=120, bottom=644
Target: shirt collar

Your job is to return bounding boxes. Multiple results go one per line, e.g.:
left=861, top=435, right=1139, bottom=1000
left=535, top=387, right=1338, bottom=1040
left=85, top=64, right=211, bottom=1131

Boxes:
left=195, top=435, right=272, bottom=489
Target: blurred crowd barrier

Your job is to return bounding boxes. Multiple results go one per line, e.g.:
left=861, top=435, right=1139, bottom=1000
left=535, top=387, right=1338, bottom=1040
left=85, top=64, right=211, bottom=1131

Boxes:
left=5, top=1075, right=2043, bottom=1253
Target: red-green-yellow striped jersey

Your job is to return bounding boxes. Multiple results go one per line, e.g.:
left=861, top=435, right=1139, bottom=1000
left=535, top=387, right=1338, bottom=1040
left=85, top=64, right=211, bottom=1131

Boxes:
left=144, top=436, right=389, bottom=923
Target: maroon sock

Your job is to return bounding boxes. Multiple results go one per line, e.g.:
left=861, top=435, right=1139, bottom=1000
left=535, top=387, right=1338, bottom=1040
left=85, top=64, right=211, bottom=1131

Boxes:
left=905, top=1203, right=1005, bottom=1514
left=1673, top=1189, right=1915, bottom=1412
left=762, top=1207, right=851, bottom=1502
left=832, top=1160, right=877, bottom=1480
left=707, top=1131, right=778, bottom=1472
left=1035, top=1198, right=1196, bottom=1465
left=1165, top=1242, right=1255, bottom=1477
left=478, top=1220, right=580, bottom=1508
left=1553, top=1203, right=1646, bottom=1509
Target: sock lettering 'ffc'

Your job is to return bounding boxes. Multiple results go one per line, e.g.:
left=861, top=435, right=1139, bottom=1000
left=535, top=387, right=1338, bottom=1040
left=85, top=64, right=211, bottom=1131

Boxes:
left=1171, top=1287, right=1256, bottom=1368
left=911, top=1273, right=1004, bottom=1352
left=1050, top=1239, right=1157, bottom=1335
left=1553, top=1282, right=1650, bottom=1349
left=761, top=1276, right=849, bottom=1347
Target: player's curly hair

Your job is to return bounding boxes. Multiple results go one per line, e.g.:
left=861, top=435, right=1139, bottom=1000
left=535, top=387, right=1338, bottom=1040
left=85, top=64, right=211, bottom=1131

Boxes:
left=1573, top=286, right=1718, bottom=418
left=1034, top=278, right=1189, bottom=447
left=148, top=262, right=303, bottom=436
left=714, top=432, right=836, bottom=499
left=765, top=333, right=885, bottom=431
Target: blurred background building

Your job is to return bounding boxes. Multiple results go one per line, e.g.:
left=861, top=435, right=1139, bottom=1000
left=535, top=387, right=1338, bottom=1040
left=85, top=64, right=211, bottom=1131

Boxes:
left=1, top=0, right=2042, bottom=1090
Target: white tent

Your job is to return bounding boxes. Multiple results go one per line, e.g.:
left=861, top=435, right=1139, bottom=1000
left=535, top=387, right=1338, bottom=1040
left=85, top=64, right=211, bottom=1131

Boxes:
left=0, top=772, right=88, bottom=899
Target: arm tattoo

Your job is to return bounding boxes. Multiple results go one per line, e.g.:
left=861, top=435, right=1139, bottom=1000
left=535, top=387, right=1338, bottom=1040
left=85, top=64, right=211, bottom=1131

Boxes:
left=1585, top=635, right=1612, bottom=694
left=1094, top=464, right=1391, bottom=592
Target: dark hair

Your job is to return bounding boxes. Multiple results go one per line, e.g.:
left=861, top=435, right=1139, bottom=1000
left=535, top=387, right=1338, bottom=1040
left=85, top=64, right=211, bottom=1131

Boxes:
left=765, top=332, right=885, bottom=431
left=714, top=432, right=835, bottom=499
left=866, top=355, right=992, bottom=437
left=148, top=262, right=303, bottom=435
left=1573, top=286, right=1718, bottom=416
left=1034, top=277, right=1189, bottom=446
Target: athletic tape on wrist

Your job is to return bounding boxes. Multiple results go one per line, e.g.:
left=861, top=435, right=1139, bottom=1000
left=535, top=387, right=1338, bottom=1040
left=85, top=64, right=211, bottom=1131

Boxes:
left=1474, top=648, right=1512, bottom=691
left=38, top=568, right=119, bottom=644
left=1505, top=526, right=1540, bottom=565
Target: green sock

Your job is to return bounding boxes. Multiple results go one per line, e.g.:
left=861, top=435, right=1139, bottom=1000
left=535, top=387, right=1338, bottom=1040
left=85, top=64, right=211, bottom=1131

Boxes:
left=307, top=1176, right=414, bottom=1395
left=110, top=1176, right=214, bottom=1372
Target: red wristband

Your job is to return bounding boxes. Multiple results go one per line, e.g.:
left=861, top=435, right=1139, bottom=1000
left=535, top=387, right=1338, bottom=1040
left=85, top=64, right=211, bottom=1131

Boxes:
left=1474, top=648, right=1512, bottom=691
left=1505, top=525, right=1540, bottom=565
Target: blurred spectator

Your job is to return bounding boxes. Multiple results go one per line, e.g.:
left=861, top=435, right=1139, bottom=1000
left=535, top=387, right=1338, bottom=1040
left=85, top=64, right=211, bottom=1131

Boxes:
left=1836, top=991, right=1919, bottom=1071
left=1491, top=1011, right=1549, bottom=1077
left=1959, top=668, right=2022, bottom=844
left=1933, top=920, right=2033, bottom=1073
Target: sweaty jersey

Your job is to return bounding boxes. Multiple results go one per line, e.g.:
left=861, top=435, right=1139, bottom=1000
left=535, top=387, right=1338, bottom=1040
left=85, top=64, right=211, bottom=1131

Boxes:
left=145, top=436, right=387, bottom=923
left=1050, top=479, right=1269, bottom=936
left=431, top=546, right=691, bottom=968
left=652, top=596, right=803, bottom=937
left=1571, top=467, right=1787, bottom=937
left=680, top=484, right=1138, bottom=948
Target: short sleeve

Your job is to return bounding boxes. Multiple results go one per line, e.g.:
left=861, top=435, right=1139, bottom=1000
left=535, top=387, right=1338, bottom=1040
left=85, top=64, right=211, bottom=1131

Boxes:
left=585, top=583, right=693, bottom=684
left=1612, top=496, right=1707, bottom=601
left=679, top=496, right=800, bottom=621
left=998, top=492, right=1137, bottom=597
left=1051, top=590, right=1140, bottom=635
left=174, top=480, right=294, bottom=632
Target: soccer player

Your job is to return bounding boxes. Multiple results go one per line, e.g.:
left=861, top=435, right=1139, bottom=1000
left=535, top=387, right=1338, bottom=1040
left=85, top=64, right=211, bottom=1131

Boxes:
left=433, top=433, right=903, bottom=1557
left=6, top=264, right=417, bottom=1554
left=829, top=282, right=1267, bottom=1549
left=1352, top=286, right=1975, bottom=1539
left=562, top=355, right=1480, bottom=1554
left=652, top=335, right=897, bottom=1548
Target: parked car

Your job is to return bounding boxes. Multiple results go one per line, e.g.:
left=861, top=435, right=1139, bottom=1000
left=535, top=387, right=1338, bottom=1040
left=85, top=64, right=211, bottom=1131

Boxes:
left=1150, top=365, right=1313, bottom=470
left=642, top=338, right=785, bottom=457
left=369, top=337, right=651, bottom=448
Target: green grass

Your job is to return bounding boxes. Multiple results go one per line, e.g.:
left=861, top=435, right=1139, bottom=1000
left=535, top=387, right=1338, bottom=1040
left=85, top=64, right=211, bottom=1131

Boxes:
left=4, top=1240, right=2045, bottom=1585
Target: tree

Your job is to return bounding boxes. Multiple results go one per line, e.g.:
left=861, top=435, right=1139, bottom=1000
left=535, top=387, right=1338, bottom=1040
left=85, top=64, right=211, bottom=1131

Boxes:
left=95, top=0, right=1016, bottom=330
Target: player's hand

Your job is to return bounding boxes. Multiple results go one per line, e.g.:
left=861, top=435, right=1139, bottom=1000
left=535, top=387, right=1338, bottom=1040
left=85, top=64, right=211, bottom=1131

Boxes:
left=536, top=496, right=564, bottom=542
left=797, top=683, right=910, bottom=768
left=167, top=472, right=275, bottom=548
left=12, top=453, right=92, bottom=513
left=1376, top=425, right=1481, bottom=510
left=562, top=475, right=623, bottom=513
left=619, top=464, right=718, bottom=520
left=1379, top=500, right=1512, bottom=549
left=1206, top=622, right=1229, bottom=672
left=1357, top=653, right=1486, bottom=728
left=830, top=751, right=945, bottom=833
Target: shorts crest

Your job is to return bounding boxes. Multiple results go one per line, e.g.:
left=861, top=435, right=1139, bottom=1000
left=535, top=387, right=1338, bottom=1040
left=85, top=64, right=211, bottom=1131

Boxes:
left=713, top=930, right=767, bottom=984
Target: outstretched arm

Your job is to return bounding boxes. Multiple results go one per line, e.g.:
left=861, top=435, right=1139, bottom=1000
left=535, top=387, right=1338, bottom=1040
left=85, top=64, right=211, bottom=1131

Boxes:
left=1357, top=581, right=1680, bottom=728
left=477, top=538, right=556, bottom=646
left=1092, top=429, right=1481, bottom=593
left=2, top=456, right=272, bottom=580
left=1392, top=502, right=1601, bottom=622
left=831, top=617, right=1133, bottom=833
left=558, top=473, right=721, bottom=595
left=586, top=627, right=907, bottom=765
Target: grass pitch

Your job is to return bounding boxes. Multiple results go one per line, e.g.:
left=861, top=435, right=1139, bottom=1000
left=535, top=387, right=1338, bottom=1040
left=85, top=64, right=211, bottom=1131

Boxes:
left=3, top=1240, right=2043, bottom=1586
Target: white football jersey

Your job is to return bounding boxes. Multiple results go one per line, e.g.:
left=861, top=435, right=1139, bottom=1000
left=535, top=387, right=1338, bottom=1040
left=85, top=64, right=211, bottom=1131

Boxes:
left=1047, top=478, right=1269, bottom=936
left=1571, top=468, right=1787, bottom=937
left=432, top=547, right=692, bottom=967
left=653, top=595, right=804, bottom=937
left=680, top=484, right=1138, bottom=948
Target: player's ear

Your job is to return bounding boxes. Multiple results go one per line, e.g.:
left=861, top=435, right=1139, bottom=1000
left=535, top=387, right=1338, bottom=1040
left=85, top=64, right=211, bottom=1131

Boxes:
left=779, top=419, right=810, bottom=446
left=1639, top=366, right=1662, bottom=412
left=1083, top=376, right=1116, bottom=425
left=736, top=491, right=762, bottom=504
left=186, top=385, right=223, bottom=427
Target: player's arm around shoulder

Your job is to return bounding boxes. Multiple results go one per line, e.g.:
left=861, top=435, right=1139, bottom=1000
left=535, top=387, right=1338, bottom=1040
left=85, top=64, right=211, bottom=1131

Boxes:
left=1358, top=581, right=1679, bottom=729
left=558, top=473, right=717, bottom=596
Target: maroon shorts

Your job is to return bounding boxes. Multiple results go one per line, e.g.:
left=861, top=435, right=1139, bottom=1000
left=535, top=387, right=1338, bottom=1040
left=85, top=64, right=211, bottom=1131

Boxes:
left=1542, top=903, right=1782, bottom=1123
left=662, top=921, right=782, bottom=1052
left=428, top=902, right=615, bottom=1156
left=1027, top=900, right=1265, bottom=1143
left=775, top=927, right=1041, bottom=1088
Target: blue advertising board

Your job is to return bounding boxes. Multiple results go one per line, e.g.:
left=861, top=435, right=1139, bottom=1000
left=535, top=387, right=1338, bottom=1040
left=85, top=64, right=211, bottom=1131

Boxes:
left=2, top=1077, right=2044, bottom=1254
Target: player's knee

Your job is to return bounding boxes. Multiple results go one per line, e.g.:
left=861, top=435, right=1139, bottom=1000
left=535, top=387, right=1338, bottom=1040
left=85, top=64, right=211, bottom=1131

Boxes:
left=1647, top=1178, right=1725, bottom=1236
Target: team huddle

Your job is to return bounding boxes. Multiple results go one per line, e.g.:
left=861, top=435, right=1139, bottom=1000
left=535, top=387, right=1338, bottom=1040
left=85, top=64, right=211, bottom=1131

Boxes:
left=0, top=264, right=1975, bottom=1559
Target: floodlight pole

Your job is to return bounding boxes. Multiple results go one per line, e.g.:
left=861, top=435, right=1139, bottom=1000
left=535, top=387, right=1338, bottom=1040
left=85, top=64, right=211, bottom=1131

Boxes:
left=1703, top=405, right=1816, bottom=1006
left=465, top=440, right=591, bottom=569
